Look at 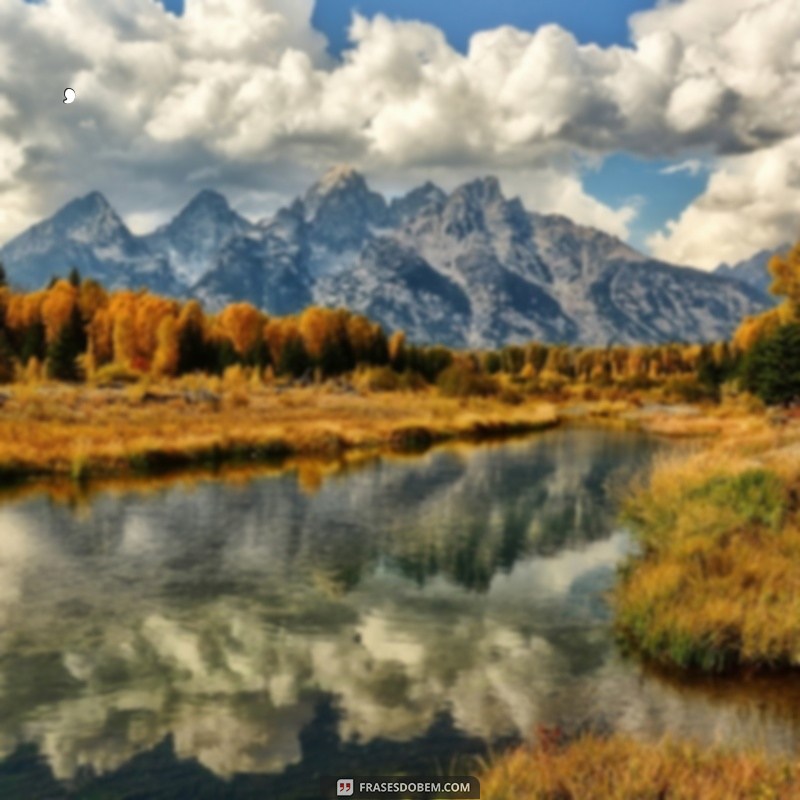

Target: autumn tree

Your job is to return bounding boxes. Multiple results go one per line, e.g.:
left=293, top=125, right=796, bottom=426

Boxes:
left=152, top=315, right=179, bottom=377
left=261, top=317, right=306, bottom=377
left=733, top=308, right=784, bottom=353
left=388, top=331, right=407, bottom=371
left=500, top=346, right=525, bottom=375
left=88, top=307, right=114, bottom=367
left=112, top=306, right=137, bottom=368
left=346, top=315, right=387, bottom=366
left=41, top=280, right=79, bottom=345
left=769, top=243, right=800, bottom=315
left=217, top=302, right=265, bottom=362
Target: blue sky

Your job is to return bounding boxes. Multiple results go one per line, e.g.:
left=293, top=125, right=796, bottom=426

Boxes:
left=152, top=0, right=706, bottom=251
left=162, top=0, right=655, bottom=50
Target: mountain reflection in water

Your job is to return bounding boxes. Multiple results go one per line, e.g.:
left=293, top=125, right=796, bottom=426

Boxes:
left=1, top=429, right=799, bottom=799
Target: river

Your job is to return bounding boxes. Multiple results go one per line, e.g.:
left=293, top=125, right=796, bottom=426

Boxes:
left=0, top=428, right=799, bottom=798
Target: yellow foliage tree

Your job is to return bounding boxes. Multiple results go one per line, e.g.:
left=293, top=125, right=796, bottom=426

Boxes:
left=112, top=307, right=137, bottom=368
left=40, top=280, right=78, bottom=343
left=217, top=302, right=264, bottom=358
left=769, top=243, right=800, bottom=314
left=152, top=315, right=179, bottom=377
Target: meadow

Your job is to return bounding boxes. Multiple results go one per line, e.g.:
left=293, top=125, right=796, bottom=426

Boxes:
left=480, top=732, right=800, bottom=799
left=615, top=415, right=800, bottom=672
left=0, top=378, right=560, bottom=482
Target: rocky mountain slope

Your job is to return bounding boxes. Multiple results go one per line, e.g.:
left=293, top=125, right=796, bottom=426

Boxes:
left=714, top=245, right=788, bottom=297
left=0, top=192, right=184, bottom=296
left=0, top=168, right=773, bottom=347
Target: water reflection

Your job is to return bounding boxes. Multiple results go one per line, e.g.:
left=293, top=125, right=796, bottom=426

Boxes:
left=0, top=430, right=799, bottom=798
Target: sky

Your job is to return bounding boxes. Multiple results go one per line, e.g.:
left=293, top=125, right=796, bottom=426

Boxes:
left=2, top=0, right=800, bottom=268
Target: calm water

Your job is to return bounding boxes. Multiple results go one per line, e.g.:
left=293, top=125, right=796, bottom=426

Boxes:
left=1, top=429, right=800, bottom=799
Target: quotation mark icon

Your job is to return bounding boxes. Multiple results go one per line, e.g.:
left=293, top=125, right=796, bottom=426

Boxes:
left=337, top=779, right=354, bottom=796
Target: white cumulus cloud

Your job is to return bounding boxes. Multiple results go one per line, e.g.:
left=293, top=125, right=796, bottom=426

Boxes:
left=0, top=0, right=798, bottom=264
left=649, top=136, right=800, bottom=268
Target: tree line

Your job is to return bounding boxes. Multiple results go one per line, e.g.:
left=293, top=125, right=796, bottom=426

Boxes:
left=733, top=242, right=800, bottom=406
left=0, top=243, right=798, bottom=404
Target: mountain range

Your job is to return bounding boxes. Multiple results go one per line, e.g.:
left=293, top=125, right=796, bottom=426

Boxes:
left=0, top=167, right=776, bottom=348
left=714, top=245, right=788, bottom=295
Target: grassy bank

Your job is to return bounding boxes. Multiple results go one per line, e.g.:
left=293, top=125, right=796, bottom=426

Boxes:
left=615, top=418, right=800, bottom=672
left=480, top=733, right=800, bottom=799
left=0, top=382, right=559, bottom=483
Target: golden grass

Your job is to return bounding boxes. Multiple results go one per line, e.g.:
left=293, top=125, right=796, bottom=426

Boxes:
left=615, top=419, right=800, bottom=671
left=480, top=733, right=800, bottom=800
left=0, top=382, right=559, bottom=482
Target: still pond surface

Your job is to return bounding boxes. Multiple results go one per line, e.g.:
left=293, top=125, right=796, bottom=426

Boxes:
left=1, top=429, right=800, bottom=799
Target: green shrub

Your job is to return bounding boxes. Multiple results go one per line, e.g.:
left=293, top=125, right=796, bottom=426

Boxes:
left=690, top=468, right=785, bottom=531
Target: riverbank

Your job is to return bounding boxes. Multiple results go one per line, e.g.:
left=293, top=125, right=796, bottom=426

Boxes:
left=480, top=732, right=800, bottom=799
left=0, top=383, right=561, bottom=483
left=615, top=416, right=800, bottom=672
left=0, top=380, right=774, bottom=485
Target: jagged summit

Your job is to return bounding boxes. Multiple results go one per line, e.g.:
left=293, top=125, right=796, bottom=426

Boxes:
left=0, top=191, right=180, bottom=294
left=301, top=167, right=388, bottom=259
left=47, top=191, right=120, bottom=237
left=390, top=182, right=447, bottom=225
left=180, top=189, right=232, bottom=214
left=314, top=164, right=364, bottom=194
left=0, top=171, right=774, bottom=347
left=715, top=244, right=789, bottom=296
left=143, top=190, right=254, bottom=285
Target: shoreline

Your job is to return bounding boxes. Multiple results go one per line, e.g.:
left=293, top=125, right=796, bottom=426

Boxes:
left=614, top=414, right=800, bottom=674
left=0, top=384, right=565, bottom=486
left=0, top=382, right=767, bottom=489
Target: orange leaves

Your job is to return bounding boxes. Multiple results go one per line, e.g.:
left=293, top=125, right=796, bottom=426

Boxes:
left=216, top=302, right=264, bottom=357
left=4, top=291, right=43, bottom=336
left=152, top=315, right=179, bottom=377
left=733, top=307, right=783, bottom=352
left=264, top=316, right=302, bottom=366
left=299, top=306, right=343, bottom=360
left=768, top=242, right=800, bottom=310
left=40, top=280, right=78, bottom=343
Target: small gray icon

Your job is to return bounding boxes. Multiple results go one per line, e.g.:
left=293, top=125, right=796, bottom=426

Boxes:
left=337, top=779, right=354, bottom=797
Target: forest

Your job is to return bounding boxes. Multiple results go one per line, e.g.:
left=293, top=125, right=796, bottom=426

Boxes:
left=0, top=241, right=798, bottom=405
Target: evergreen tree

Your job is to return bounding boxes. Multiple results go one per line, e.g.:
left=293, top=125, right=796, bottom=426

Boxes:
left=21, top=320, right=46, bottom=363
left=741, top=324, right=800, bottom=406
left=68, top=267, right=82, bottom=288
left=214, top=339, right=239, bottom=375
left=178, top=319, right=209, bottom=374
left=0, top=260, right=7, bottom=288
left=47, top=305, right=87, bottom=381
left=0, top=330, right=14, bottom=383
left=278, top=336, right=310, bottom=378
left=319, top=335, right=354, bottom=377
left=245, top=340, right=271, bottom=370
